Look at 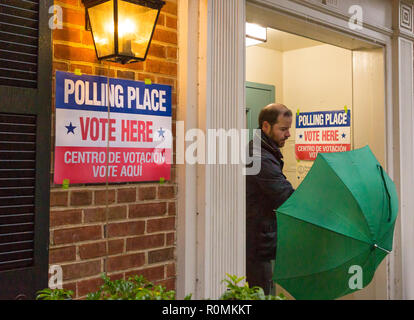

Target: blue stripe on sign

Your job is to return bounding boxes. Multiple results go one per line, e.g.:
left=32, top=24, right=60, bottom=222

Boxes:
left=55, top=71, right=172, bottom=117
left=296, top=110, right=351, bottom=128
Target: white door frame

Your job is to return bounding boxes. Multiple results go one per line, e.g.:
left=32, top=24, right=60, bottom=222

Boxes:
left=177, top=0, right=246, bottom=299
left=177, top=0, right=414, bottom=300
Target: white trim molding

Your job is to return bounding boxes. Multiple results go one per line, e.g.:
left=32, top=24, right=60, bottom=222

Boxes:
left=177, top=0, right=414, bottom=300
left=176, top=0, right=200, bottom=299
left=390, top=0, right=414, bottom=300
left=177, top=0, right=246, bottom=300
left=199, top=0, right=246, bottom=299
left=398, top=37, right=414, bottom=300
left=400, top=1, right=414, bottom=33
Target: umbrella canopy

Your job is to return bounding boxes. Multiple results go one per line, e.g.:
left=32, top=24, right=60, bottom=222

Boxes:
left=273, top=146, right=398, bottom=300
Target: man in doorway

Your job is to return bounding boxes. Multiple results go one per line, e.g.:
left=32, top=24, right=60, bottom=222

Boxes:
left=246, top=103, right=295, bottom=295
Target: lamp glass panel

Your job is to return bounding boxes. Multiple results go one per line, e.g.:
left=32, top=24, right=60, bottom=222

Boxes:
left=118, top=0, right=159, bottom=58
left=88, top=0, right=115, bottom=58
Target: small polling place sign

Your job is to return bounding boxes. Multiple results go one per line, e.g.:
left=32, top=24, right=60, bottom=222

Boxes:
left=295, top=109, right=351, bottom=161
left=54, top=71, right=172, bottom=184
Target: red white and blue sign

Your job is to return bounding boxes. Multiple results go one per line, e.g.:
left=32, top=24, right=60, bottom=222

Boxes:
left=295, top=110, right=351, bottom=161
left=54, top=71, right=172, bottom=184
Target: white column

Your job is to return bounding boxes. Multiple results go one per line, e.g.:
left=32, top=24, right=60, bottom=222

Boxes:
left=398, top=37, right=414, bottom=300
left=390, top=0, right=414, bottom=300
left=197, top=0, right=246, bottom=299
left=177, top=0, right=246, bottom=300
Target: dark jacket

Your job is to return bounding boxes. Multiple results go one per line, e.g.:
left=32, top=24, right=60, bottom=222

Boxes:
left=246, top=130, right=295, bottom=261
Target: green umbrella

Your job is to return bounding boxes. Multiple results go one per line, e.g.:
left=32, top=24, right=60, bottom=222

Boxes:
left=273, top=146, right=398, bottom=300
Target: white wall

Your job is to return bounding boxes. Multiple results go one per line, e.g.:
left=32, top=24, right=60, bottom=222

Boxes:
left=282, top=44, right=353, bottom=188
left=350, top=47, right=387, bottom=300
left=352, top=49, right=386, bottom=163
left=246, top=46, right=284, bottom=103
left=282, top=44, right=353, bottom=113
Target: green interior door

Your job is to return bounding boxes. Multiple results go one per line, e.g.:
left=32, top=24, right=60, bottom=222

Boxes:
left=246, top=82, right=276, bottom=141
left=246, top=81, right=276, bottom=295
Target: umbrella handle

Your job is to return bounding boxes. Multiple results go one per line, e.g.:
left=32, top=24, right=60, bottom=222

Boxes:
left=377, top=165, right=392, bottom=222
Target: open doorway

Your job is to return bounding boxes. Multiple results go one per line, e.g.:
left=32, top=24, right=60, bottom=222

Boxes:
left=246, top=11, right=387, bottom=300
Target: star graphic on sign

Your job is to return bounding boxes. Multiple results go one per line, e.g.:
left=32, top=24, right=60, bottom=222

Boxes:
left=299, top=134, right=303, bottom=139
left=158, top=127, right=165, bottom=139
left=342, top=133, right=346, bottom=139
left=65, top=122, right=76, bottom=134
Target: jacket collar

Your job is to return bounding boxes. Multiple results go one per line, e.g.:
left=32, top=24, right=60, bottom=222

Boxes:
left=259, top=129, right=284, bottom=161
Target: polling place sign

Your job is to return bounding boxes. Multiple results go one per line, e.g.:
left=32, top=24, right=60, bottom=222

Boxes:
left=295, top=110, right=351, bottom=161
left=54, top=71, right=172, bottom=184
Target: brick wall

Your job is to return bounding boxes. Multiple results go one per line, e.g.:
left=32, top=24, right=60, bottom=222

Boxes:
left=50, top=0, right=178, bottom=299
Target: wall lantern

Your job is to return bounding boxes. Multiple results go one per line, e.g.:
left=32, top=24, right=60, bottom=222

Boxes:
left=246, top=22, right=267, bottom=47
left=82, top=0, right=165, bottom=64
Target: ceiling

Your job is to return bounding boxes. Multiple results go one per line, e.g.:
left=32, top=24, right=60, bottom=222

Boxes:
left=254, top=27, right=324, bottom=52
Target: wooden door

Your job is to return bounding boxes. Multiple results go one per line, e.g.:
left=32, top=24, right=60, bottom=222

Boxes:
left=0, top=0, right=52, bottom=299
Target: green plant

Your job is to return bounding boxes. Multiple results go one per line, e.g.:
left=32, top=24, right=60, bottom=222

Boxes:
left=35, top=273, right=286, bottom=300
left=36, top=288, right=74, bottom=300
left=184, top=293, right=193, bottom=300
left=86, top=274, right=176, bottom=300
left=219, top=274, right=286, bottom=300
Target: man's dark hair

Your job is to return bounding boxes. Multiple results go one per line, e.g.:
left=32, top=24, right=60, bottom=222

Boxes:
left=258, top=104, right=293, bottom=128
